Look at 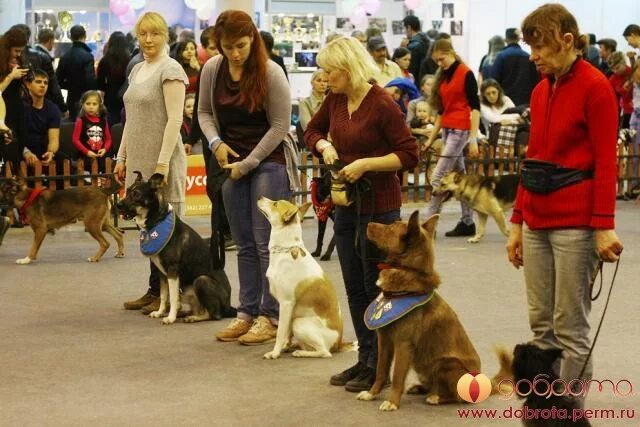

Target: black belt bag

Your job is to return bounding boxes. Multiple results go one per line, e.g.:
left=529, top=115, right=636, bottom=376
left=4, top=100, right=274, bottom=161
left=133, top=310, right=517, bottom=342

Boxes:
left=521, top=159, right=594, bottom=194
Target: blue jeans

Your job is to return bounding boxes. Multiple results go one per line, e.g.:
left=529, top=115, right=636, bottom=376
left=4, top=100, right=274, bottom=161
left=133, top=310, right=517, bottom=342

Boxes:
left=221, top=162, right=291, bottom=322
left=424, top=128, right=474, bottom=225
left=334, top=206, right=400, bottom=369
left=523, top=226, right=599, bottom=382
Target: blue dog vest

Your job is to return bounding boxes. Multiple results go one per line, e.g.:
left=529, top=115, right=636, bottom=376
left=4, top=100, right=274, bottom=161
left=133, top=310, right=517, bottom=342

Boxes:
left=364, top=291, right=436, bottom=330
left=140, top=211, right=175, bottom=256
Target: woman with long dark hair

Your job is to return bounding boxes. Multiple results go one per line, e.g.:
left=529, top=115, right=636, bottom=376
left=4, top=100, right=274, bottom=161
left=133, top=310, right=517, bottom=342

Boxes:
left=172, top=40, right=200, bottom=94
left=96, top=31, right=131, bottom=125
left=198, top=10, right=292, bottom=345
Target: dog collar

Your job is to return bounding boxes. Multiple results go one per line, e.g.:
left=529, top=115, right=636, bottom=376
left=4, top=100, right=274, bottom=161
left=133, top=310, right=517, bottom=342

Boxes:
left=364, top=290, right=436, bottom=330
left=19, top=187, right=45, bottom=223
left=270, top=245, right=308, bottom=260
left=377, top=262, right=431, bottom=277
left=139, top=210, right=175, bottom=256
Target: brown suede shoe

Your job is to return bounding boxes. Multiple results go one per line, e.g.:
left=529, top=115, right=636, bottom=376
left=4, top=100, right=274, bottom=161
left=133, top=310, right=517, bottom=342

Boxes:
left=238, top=316, right=277, bottom=346
left=140, top=297, right=161, bottom=315
left=123, top=291, right=158, bottom=310
left=216, top=318, right=252, bottom=342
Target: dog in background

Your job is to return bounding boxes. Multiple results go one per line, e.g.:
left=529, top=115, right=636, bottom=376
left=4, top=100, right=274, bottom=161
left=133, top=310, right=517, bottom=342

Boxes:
left=357, top=211, right=512, bottom=410
left=617, top=128, right=638, bottom=200
left=512, top=343, right=591, bottom=426
left=257, top=197, right=352, bottom=359
left=310, top=171, right=335, bottom=261
left=434, top=171, right=519, bottom=243
left=0, top=176, right=124, bottom=264
left=117, top=172, right=235, bottom=325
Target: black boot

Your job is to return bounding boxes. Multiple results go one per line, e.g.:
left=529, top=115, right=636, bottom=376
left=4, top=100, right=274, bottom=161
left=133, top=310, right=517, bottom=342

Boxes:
left=444, top=221, right=476, bottom=237
left=329, top=361, right=366, bottom=386
left=345, top=366, right=377, bottom=393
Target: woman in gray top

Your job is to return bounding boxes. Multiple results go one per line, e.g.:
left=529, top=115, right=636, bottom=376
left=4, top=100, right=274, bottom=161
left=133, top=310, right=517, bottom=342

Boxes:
left=116, top=12, right=188, bottom=312
left=198, top=10, right=291, bottom=345
left=298, top=69, right=328, bottom=131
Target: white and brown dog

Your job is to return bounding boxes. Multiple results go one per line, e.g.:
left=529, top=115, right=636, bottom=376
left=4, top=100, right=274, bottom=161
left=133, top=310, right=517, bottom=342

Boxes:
left=257, top=197, right=351, bottom=359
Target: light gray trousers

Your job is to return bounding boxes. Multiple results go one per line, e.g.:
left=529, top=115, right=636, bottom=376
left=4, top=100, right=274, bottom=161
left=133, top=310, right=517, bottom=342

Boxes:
left=523, top=226, right=600, bottom=382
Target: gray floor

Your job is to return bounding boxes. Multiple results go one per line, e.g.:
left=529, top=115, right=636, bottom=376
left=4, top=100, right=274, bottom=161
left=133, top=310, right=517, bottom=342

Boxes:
left=1, top=202, right=638, bottom=427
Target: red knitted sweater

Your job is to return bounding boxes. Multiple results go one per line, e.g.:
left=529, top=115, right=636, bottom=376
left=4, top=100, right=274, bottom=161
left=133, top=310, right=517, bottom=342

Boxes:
left=511, top=59, right=618, bottom=229
left=304, top=85, right=418, bottom=214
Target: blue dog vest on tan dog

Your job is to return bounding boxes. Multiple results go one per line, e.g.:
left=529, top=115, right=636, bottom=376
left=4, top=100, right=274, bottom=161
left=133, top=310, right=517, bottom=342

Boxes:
left=140, top=211, right=175, bottom=256
left=364, top=291, right=436, bottom=330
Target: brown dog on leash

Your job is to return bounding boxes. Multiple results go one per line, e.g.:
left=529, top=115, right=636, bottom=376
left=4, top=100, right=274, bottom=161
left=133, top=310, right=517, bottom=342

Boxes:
left=0, top=176, right=124, bottom=264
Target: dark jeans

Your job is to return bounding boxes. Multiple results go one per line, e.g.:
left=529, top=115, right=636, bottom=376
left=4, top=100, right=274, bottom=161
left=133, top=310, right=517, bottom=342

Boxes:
left=333, top=206, right=400, bottom=369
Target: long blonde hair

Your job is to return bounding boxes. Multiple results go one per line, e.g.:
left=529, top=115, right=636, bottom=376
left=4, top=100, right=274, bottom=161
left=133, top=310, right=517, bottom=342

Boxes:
left=429, top=39, right=464, bottom=113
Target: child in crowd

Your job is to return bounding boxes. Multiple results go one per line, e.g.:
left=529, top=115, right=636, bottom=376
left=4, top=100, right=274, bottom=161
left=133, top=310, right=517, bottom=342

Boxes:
left=181, top=93, right=195, bottom=155
left=72, top=90, right=112, bottom=173
left=392, top=47, right=414, bottom=82
left=406, top=74, right=435, bottom=124
left=410, top=100, right=441, bottom=179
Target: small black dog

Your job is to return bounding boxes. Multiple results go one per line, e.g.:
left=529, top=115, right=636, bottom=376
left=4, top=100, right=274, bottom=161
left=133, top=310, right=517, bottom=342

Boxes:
left=117, top=172, right=236, bottom=325
left=310, top=171, right=335, bottom=261
left=512, top=344, right=591, bottom=427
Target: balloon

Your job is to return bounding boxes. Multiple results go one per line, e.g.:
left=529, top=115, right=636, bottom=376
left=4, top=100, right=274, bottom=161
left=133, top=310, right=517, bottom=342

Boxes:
left=184, top=0, right=201, bottom=9
left=109, top=0, right=131, bottom=16
left=404, top=0, right=422, bottom=10
left=144, top=0, right=185, bottom=25
left=196, top=4, right=214, bottom=21
left=341, top=0, right=358, bottom=16
left=119, top=8, right=137, bottom=26
left=130, top=0, right=147, bottom=9
left=361, top=0, right=381, bottom=15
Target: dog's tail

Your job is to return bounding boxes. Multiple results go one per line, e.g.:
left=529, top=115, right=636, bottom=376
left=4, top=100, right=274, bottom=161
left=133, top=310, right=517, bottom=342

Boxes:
left=491, top=345, right=514, bottom=395
left=100, top=177, right=123, bottom=195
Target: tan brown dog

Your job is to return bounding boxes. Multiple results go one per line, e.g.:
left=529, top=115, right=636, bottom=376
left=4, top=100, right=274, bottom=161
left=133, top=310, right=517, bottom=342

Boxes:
left=0, top=176, right=124, bottom=264
left=356, top=211, right=511, bottom=411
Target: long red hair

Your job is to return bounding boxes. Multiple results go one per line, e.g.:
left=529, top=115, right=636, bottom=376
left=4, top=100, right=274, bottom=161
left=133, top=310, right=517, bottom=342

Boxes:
left=214, top=10, right=268, bottom=112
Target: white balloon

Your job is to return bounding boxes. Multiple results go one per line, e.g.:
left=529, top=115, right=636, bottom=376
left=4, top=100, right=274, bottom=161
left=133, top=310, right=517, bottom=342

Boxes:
left=184, top=0, right=201, bottom=9
left=131, top=0, right=146, bottom=9
left=196, top=4, right=214, bottom=20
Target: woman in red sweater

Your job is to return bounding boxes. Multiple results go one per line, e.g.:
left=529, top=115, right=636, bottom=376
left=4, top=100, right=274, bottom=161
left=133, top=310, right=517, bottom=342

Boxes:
left=507, top=4, right=623, bottom=393
left=305, top=37, right=418, bottom=393
left=424, top=38, right=480, bottom=238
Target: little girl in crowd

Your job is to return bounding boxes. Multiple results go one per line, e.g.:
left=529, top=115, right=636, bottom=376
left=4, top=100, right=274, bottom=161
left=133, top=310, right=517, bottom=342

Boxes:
left=72, top=90, right=112, bottom=170
left=392, top=47, right=414, bottom=82
left=181, top=93, right=195, bottom=155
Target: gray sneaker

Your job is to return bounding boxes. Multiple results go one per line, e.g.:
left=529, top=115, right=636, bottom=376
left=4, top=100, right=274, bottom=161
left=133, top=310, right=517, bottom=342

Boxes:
left=0, top=216, right=10, bottom=247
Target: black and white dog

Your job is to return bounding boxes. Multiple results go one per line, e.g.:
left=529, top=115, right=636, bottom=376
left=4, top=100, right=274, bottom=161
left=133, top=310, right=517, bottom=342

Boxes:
left=117, top=172, right=235, bottom=325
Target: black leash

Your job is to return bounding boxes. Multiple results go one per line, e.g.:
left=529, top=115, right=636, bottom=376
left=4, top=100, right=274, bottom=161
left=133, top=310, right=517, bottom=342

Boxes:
left=577, top=256, right=621, bottom=379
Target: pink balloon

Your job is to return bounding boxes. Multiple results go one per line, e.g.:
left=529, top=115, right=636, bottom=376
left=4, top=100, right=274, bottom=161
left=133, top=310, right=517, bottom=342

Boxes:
left=119, top=8, right=137, bottom=26
left=110, top=0, right=131, bottom=16
left=404, top=0, right=421, bottom=10
left=361, top=0, right=381, bottom=15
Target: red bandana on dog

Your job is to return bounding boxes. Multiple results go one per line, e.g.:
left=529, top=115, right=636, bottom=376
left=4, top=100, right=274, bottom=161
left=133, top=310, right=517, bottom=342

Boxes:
left=19, top=187, right=45, bottom=223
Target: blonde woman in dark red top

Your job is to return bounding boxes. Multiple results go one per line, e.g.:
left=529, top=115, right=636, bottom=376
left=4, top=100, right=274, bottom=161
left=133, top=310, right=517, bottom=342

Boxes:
left=424, top=38, right=481, bottom=238
left=305, top=37, right=418, bottom=392
left=507, top=4, right=623, bottom=395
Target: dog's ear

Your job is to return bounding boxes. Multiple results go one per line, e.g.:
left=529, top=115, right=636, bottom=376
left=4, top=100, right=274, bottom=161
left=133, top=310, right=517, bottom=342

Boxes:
left=406, top=210, right=422, bottom=244
left=149, top=173, right=165, bottom=190
left=297, top=202, right=312, bottom=222
left=422, top=214, right=439, bottom=237
left=13, top=175, right=27, bottom=189
left=133, top=171, right=144, bottom=183
left=454, top=172, right=462, bottom=183
left=282, top=204, right=299, bottom=224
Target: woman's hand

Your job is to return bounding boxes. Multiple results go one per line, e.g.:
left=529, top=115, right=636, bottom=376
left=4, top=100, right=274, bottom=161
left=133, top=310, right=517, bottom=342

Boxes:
left=223, top=163, right=244, bottom=180
left=467, top=141, right=479, bottom=159
left=595, top=229, right=623, bottom=263
left=322, top=145, right=339, bottom=165
left=506, top=223, right=523, bottom=269
left=87, top=151, right=98, bottom=158
left=214, top=142, right=239, bottom=167
left=189, top=56, right=201, bottom=71
left=97, top=149, right=106, bottom=157
left=113, top=162, right=126, bottom=184
left=339, top=159, right=369, bottom=183
left=9, top=65, right=28, bottom=81
left=41, top=151, right=54, bottom=165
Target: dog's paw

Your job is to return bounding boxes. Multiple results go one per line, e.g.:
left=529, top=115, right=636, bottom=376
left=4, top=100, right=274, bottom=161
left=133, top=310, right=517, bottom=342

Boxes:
left=16, top=257, right=32, bottom=265
left=87, top=256, right=100, bottom=262
left=263, top=350, right=281, bottom=360
left=115, top=252, right=125, bottom=258
left=357, top=391, right=375, bottom=401
left=425, top=394, right=440, bottom=405
left=162, top=316, right=176, bottom=325
left=379, top=401, right=398, bottom=411
left=467, top=236, right=481, bottom=243
left=149, top=310, right=165, bottom=318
